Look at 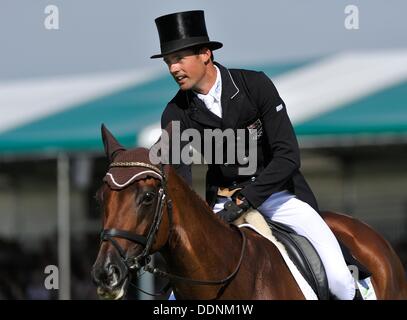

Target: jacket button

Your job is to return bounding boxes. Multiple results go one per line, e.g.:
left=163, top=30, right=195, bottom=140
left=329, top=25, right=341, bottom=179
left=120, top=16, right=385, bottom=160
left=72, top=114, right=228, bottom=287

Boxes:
left=251, top=176, right=256, bottom=182
left=224, top=162, right=228, bottom=166
left=232, top=181, right=237, bottom=187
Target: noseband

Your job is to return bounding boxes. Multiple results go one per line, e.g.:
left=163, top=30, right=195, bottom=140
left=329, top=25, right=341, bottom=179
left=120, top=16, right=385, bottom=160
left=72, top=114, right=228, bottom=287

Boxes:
left=100, top=162, right=247, bottom=297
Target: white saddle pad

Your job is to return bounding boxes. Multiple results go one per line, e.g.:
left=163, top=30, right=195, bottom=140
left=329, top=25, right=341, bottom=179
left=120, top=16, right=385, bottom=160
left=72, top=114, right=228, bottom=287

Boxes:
left=235, top=209, right=318, bottom=300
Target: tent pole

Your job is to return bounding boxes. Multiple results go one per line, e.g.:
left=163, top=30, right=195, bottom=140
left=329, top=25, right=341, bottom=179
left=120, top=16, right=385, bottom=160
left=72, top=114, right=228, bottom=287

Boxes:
left=57, top=153, right=70, bottom=300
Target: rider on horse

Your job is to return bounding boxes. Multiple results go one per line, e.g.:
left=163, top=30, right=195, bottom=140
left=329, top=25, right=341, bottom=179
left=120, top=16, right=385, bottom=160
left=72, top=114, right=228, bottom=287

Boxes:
left=151, top=10, right=357, bottom=300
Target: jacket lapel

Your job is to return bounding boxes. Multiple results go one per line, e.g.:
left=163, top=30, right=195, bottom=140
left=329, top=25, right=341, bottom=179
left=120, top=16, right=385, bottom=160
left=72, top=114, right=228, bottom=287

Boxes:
left=185, top=63, right=244, bottom=129
left=186, top=91, right=222, bottom=128
left=216, top=63, right=244, bottom=129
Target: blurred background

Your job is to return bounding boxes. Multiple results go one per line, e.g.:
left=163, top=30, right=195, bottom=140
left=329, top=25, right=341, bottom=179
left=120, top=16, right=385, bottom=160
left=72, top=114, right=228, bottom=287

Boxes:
left=0, top=0, right=406, bottom=299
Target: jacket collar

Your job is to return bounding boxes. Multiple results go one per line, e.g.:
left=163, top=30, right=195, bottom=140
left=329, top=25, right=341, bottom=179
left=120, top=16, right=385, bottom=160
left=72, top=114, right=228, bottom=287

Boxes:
left=215, top=62, right=240, bottom=101
left=216, top=62, right=244, bottom=129
left=185, top=62, right=242, bottom=128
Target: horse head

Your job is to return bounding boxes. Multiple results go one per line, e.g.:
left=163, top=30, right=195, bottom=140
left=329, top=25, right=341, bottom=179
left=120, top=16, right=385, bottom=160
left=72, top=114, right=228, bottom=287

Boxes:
left=91, top=125, right=171, bottom=299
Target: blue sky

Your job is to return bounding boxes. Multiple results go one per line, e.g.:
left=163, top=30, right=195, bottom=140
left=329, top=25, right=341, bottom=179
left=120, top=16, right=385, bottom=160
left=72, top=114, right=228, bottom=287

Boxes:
left=1, top=0, right=406, bottom=80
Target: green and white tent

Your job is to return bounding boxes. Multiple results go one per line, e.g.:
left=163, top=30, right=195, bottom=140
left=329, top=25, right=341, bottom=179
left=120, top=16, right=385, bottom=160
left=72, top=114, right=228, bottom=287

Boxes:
left=1, top=50, right=406, bottom=300
left=1, top=50, right=407, bottom=156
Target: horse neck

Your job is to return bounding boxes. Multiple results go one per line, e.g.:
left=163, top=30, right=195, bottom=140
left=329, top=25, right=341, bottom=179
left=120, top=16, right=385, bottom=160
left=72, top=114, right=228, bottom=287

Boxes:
left=161, top=168, right=242, bottom=279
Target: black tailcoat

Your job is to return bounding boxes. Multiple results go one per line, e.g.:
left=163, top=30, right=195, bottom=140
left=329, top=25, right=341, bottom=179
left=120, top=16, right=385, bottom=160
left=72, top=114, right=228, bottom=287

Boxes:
left=161, top=62, right=319, bottom=212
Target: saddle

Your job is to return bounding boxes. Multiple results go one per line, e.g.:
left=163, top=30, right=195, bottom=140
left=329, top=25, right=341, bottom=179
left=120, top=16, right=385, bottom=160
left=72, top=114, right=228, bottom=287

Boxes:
left=263, top=217, right=371, bottom=300
left=217, top=188, right=371, bottom=299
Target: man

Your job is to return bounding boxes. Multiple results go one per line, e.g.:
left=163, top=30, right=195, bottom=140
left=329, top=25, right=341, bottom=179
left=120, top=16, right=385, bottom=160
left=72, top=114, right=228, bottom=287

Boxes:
left=151, top=10, right=356, bottom=300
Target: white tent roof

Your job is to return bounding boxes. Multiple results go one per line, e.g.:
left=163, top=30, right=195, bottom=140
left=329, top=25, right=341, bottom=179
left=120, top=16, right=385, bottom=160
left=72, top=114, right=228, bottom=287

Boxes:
left=0, top=67, right=160, bottom=134
left=0, top=49, right=406, bottom=154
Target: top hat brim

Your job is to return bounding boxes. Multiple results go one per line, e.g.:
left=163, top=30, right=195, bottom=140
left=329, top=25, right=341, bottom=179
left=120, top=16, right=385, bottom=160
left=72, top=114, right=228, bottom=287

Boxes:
left=150, top=40, right=223, bottom=59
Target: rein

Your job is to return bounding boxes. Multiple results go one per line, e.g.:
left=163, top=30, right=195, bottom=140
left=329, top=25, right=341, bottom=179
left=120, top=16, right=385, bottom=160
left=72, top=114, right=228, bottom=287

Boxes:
left=100, top=162, right=247, bottom=297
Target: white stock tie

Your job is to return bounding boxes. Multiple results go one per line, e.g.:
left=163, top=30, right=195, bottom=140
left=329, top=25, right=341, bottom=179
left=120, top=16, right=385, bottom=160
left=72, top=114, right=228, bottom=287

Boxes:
left=202, top=95, right=222, bottom=118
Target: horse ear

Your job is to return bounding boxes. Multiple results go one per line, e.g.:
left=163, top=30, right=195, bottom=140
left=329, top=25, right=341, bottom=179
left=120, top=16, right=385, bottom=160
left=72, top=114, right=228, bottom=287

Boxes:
left=101, top=124, right=126, bottom=162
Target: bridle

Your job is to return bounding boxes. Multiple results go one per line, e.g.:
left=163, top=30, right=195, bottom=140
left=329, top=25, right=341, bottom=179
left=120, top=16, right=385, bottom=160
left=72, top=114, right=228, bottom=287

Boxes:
left=99, top=161, right=247, bottom=297
left=101, top=161, right=170, bottom=271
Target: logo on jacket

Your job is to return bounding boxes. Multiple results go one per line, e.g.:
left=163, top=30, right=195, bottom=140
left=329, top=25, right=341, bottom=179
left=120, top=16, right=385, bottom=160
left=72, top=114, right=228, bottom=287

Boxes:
left=247, top=118, right=263, bottom=140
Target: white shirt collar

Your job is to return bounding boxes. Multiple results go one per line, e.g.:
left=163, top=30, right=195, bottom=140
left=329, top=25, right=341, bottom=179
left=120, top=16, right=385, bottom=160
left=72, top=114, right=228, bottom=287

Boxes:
left=194, top=65, right=222, bottom=102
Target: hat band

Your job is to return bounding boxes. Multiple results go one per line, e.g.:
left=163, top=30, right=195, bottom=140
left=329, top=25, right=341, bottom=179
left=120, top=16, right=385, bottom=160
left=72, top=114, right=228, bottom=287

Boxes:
left=160, top=36, right=210, bottom=54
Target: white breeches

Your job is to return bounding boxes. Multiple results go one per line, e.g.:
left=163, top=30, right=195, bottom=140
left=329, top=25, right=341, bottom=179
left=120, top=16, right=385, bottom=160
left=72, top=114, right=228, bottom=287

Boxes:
left=213, top=190, right=356, bottom=300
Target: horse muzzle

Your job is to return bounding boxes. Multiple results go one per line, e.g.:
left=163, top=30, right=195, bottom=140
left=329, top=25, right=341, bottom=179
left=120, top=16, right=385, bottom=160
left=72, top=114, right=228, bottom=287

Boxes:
left=92, top=256, right=129, bottom=300
left=96, top=277, right=128, bottom=300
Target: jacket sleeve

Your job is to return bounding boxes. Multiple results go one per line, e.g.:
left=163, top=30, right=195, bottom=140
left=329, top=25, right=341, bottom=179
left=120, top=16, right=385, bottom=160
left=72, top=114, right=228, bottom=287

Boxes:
left=161, top=103, right=192, bottom=186
left=240, top=72, right=300, bottom=208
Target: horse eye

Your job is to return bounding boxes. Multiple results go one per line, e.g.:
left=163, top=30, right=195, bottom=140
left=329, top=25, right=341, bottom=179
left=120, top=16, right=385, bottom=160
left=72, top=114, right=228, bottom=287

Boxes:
left=142, top=192, right=155, bottom=205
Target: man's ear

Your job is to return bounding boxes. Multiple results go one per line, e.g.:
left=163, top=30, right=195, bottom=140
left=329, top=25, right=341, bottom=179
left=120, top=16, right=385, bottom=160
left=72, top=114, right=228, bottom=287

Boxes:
left=197, top=46, right=211, bottom=64
left=101, top=124, right=126, bottom=163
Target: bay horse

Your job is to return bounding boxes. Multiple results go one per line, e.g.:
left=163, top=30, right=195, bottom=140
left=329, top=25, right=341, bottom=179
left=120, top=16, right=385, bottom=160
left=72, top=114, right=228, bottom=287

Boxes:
left=91, top=126, right=407, bottom=300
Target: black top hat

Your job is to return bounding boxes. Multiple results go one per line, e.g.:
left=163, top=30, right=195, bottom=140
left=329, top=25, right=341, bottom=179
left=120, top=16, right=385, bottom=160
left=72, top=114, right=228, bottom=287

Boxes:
left=150, top=10, right=223, bottom=59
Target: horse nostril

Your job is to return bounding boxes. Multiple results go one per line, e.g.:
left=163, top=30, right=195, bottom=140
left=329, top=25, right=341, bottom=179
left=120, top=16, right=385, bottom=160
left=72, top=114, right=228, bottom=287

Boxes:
left=106, top=264, right=121, bottom=287
left=107, top=264, right=117, bottom=276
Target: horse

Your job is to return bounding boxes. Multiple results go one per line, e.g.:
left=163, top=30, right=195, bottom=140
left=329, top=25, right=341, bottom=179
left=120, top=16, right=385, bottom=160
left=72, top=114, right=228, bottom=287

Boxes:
left=91, top=125, right=407, bottom=300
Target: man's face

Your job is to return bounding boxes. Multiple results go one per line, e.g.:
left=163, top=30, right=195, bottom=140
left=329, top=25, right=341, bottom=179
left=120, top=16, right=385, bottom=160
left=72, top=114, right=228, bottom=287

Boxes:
left=163, top=48, right=210, bottom=92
